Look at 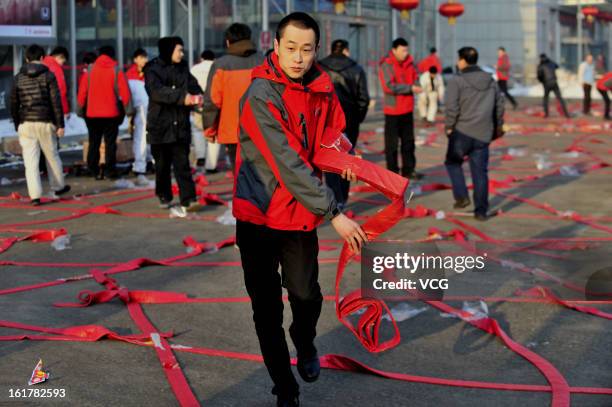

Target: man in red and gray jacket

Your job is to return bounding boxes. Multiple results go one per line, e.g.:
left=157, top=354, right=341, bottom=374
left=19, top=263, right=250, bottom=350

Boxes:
left=596, top=71, right=612, bottom=120
left=77, top=46, right=131, bottom=180
left=378, top=38, right=423, bottom=180
left=235, top=12, right=367, bottom=407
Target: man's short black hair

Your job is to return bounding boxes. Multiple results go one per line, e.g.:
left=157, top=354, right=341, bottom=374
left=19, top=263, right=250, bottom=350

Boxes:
left=458, top=46, right=478, bottom=65
left=331, top=39, right=349, bottom=55
left=98, top=45, right=115, bottom=59
left=82, top=52, right=97, bottom=65
left=498, top=46, right=506, bottom=52
left=132, top=48, right=147, bottom=59
left=225, top=23, right=251, bottom=44
left=201, top=50, right=215, bottom=60
left=429, top=66, right=438, bottom=74
left=50, top=46, right=69, bottom=59
left=430, top=47, right=437, bottom=54
left=392, top=38, right=408, bottom=49
left=25, top=44, right=45, bottom=62
left=276, top=12, right=320, bottom=46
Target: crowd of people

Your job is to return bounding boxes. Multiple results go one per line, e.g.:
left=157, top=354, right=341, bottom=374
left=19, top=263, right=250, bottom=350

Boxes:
left=7, top=10, right=612, bottom=406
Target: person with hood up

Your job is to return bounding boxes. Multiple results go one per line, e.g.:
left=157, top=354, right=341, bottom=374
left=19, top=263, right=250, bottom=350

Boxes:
left=236, top=12, right=367, bottom=407
left=537, top=53, right=569, bottom=118
left=202, top=23, right=264, bottom=173
left=126, top=48, right=152, bottom=184
left=378, top=37, right=423, bottom=180
left=10, top=44, right=71, bottom=206
left=319, top=38, right=370, bottom=209
left=444, top=46, right=504, bottom=221
left=77, top=45, right=131, bottom=180
left=144, top=36, right=203, bottom=218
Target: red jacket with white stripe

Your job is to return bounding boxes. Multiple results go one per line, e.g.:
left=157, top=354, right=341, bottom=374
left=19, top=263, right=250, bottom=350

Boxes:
left=233, top=52, right=344, bottom=231
left=378, top=51, right=418, bottom=115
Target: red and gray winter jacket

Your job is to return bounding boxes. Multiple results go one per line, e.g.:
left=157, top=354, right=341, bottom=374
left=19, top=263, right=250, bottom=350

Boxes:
left=233, top=52, right=345, bottom=231
left=378, top=51, right=418, bottom=115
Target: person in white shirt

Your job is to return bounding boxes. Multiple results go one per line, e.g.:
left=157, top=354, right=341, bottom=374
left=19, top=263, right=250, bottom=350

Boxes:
left=190, top=50, right=220, bottom=173
left=126, top=48, right=151, bottom=182
left=418, top=66, right=445, bottom=124
left=577, top=54, right=595, bottom=115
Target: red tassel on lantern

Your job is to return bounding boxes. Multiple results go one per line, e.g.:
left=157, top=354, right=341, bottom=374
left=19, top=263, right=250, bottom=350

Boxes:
left=331, top=0, right=349, bottom=14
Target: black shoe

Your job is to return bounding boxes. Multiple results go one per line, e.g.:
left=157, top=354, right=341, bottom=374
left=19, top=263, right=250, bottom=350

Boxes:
left=405, top=171, right=424, bottom=180
left=474, top=213, right=488, bottom=221
left=196, top=158, right=206, bottom=167
left=297, top=355, right=320, bottom=383
left=55, top=185, right=71, bottom=196
left=205, top=168, right=218, bottom=174
left=453, top=197, right=471, bottom=209
left=106, top=171, right=119, bottom=180
left=31, top=198, right=41, bottom=206
left=277, top=395, right=299, bottom=407
left=95, top=173, right=105, bottom=181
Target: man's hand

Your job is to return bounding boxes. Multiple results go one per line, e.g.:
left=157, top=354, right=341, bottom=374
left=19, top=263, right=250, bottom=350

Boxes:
left=341, top=168, right=357, bottom=183
left=446, top=129, right=453, bottom=138
left=204, top=128, right=217, bottom=142
left=56, top=128, right=65, bottom=138
left=331, top=213, right=368, bottom=254
left=493, top=128, right=505, bottom=140
left=412, top=85, right=423, bottom=94
left=184, top=94, right=203, bottom=106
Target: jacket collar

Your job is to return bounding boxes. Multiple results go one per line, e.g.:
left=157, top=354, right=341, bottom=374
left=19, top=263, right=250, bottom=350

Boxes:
left=460, top=65, right=482, bottom=74
left=227, top=39, right=257, bottom=57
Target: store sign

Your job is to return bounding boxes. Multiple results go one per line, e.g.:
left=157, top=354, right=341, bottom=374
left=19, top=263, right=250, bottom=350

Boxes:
left=0, top=0, right=55, bottom=40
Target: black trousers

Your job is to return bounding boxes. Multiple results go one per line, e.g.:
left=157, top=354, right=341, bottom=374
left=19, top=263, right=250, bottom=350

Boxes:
left=237, top=220, right=322, bottom=399
left=543, top=84, right=570, bottom=118
left=86, top=117, right=120, bottom=175
left=151, top=142, right=196, bottom=206
left=583, top=84, right=592, bottom=114
left=498, top=80, right=517, bottom=107
left=324, top=118, right=360, bottom=206
left=384, top=112, right=415, bottom=176
left=599, top=88, right=611, bottom=119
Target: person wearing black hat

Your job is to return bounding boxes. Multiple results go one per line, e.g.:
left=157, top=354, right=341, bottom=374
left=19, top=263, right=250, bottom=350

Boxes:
left=144, top=36, right=204, bottom=217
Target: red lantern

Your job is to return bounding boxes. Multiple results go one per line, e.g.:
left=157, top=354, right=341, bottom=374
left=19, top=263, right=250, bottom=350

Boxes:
left=439, top=0, right=464, bottom=26
left=582, top=6, right=599, bottom=24
left=330, top=0, right=349, bottom=14
left=390, top=0, right=420, bottom=21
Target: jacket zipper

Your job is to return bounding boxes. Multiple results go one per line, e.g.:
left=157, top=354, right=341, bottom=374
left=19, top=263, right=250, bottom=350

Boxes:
left=299, top=113, right=309, bottom=150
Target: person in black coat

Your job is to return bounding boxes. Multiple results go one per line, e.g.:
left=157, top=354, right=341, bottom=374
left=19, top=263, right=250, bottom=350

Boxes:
left=144, top=36, right=203, bottom=216
left=10, top=44, right=70, bottom=205
left=319, top=39, right=370, bottom=208
left=537, top=54, right=570, bottom=118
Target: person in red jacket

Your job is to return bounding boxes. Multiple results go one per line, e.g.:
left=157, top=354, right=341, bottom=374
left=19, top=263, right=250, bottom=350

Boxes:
left=418, top=47, right=442, bottom=75
left=42, top=46, right=69, bottom=115
left=77, top=46, right=131, bottom=179
left=378, top=38, right=423, bottom=180
left=236, top=12, right=367, bottom=407
left=495, top=47, right=518, bottom=109
left=596, top=72, right=612, bottom=120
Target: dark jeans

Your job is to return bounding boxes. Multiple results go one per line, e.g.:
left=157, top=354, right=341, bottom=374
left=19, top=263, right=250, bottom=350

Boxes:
left=384, top=112, right=415, bottom=176
left=86, top=117, right=120, bottom=175
left=325, top=119, right=360, bottom=206
left=498, top=80, right=517, bottom=107
left=151, top=142, right=196, bottom=206
left=226, top=143, right=237, bottom=171
left=598, top=88, right=610, bottom=119
left=583, top=83, right=592, bottom=114
left=445, top=131, right=490, bottom=216
left=237, top=220, right=322, bottom=399
left=543, top=84, right=569, bottom=118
